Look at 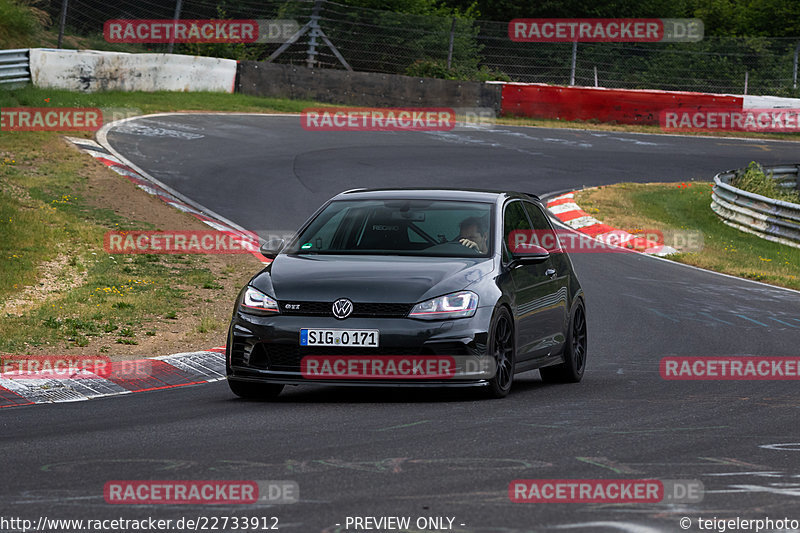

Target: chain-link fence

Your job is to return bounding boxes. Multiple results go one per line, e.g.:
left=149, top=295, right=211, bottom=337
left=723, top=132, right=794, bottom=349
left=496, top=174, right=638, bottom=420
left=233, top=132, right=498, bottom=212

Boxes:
left=41, top=0, right=800, bottom=96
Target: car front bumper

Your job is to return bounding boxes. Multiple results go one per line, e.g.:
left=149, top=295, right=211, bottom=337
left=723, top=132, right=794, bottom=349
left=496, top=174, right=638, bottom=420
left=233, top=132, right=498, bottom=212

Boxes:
left=226, top=307, right=495, bottom=387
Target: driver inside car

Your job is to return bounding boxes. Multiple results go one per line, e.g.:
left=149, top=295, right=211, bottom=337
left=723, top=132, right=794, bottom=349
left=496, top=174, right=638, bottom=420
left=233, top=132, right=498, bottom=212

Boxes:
left=456, top=216, right=488, bottom=253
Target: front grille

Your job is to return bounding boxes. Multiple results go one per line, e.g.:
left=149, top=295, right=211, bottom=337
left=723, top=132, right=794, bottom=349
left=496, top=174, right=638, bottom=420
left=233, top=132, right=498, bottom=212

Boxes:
left=261, top=344, right=430, bottom=371
left=231, top=337, right=473, bottom=373
left=279, top=301, right=412, bottom=318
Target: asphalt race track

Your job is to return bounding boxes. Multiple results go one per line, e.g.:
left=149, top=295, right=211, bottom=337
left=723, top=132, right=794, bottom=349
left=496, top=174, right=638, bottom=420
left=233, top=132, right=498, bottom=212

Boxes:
left=2, top=115, right=800, bottom=533
left=101, top=115, right=799, bottom=233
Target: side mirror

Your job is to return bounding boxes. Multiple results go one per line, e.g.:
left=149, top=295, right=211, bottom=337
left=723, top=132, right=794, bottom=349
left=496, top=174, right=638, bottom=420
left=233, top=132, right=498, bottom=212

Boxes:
left=259, top=238, right=285, bottom=260
left=510, top=243, right=550, bottom=266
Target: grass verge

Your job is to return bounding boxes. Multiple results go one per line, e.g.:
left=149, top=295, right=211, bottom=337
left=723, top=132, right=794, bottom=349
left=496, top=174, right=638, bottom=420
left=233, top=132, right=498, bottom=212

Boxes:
left=0, top=86, right=326, bottom=115
left=574, top=182, right=800, bottom=290
left=0, top=130, right=262, bottom=357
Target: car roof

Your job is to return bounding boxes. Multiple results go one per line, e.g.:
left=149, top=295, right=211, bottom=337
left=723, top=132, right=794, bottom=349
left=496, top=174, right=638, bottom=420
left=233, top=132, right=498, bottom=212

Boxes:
left=334, top=188, right=540, bottom=203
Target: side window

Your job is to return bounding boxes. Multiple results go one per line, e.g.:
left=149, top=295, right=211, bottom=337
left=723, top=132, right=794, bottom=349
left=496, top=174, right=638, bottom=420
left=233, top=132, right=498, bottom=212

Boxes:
left=503, top=201, right=532, bottom=259
left=523, top=201, right=560, bottom=251
left=522, top=202, right=550, bottom=229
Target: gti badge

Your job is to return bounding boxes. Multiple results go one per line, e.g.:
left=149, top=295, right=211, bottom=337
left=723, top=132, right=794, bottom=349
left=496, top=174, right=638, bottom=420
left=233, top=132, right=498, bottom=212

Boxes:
left=332, top=298, right=353, bottom=319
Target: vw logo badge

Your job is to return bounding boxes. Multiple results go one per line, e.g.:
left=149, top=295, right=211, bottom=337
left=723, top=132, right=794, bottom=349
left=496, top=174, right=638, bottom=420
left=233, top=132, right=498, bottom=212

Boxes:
left=332, top=298, right=353, bottom=319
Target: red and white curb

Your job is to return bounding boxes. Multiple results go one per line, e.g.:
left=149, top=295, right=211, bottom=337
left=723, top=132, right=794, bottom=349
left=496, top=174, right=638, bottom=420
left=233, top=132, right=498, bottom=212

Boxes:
left=0, top=348, right=226, bottom=408
left=546, top=191, right=677, bottom=256
left=65, top=136, right=269, bottom=264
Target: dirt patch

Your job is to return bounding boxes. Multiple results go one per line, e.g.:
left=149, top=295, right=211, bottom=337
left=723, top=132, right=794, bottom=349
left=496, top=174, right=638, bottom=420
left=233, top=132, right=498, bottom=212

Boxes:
left=1, top=255, right=87, bottom=317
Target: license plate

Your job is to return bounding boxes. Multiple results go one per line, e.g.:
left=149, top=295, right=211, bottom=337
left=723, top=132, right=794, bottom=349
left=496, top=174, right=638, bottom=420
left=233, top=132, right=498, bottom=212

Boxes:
left=300, top=329, right=379, bottom=347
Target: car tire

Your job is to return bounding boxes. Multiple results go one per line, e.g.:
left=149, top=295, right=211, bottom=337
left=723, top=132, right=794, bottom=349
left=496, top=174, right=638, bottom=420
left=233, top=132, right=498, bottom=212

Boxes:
left=484, top=306, right=515, bottom=399
left=540, top=300, right=587, bottom=384
left=228, top=380, right=284, bottom=400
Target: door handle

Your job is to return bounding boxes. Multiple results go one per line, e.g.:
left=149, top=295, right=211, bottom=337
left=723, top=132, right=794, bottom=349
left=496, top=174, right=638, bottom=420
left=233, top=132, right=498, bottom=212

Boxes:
left=545, top=268, right=557, bottom=279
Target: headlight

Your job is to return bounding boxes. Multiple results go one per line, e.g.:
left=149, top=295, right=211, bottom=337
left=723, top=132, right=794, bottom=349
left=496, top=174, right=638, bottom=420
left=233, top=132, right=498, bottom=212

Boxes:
left=409, top=291, right=478, bottom=320
left=240, top=286, right=280, bottom=315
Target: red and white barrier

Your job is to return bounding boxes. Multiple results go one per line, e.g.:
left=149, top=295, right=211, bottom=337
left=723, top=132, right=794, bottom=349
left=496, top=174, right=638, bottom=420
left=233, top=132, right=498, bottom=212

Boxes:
left=500, top=83, right=743, bottom=125
left=500, top=82, right=800, bottom=126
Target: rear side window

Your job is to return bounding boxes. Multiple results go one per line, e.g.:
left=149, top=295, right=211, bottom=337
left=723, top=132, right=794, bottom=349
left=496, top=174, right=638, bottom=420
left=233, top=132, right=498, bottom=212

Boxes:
left=502, top=201, right=532, bottom=261
left=523, top=201, right=560, bottom=252
left=522, top=202, right=552, bottom=229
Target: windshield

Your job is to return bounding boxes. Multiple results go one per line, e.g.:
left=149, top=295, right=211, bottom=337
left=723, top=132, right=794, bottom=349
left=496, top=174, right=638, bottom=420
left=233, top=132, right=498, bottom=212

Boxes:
left=286, top=199, right=493, bottom=257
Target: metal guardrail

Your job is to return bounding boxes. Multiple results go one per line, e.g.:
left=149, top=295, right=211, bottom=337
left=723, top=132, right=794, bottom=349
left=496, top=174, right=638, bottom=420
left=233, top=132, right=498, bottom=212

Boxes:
left=711, top=164, right=800, bottom=249
left=0, top=49, right=31, bottom=86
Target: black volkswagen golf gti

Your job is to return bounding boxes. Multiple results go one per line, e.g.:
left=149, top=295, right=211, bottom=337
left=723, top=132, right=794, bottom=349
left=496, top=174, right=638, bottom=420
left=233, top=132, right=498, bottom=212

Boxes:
left=226, top=189, right=586, bottom=399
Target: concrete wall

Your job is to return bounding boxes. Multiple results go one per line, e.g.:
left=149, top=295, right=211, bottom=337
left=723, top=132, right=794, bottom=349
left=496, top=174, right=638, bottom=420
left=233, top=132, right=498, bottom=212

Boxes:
left=237, top=62, right=502, bottom=112
left=30, top=49, right=237, bottom=93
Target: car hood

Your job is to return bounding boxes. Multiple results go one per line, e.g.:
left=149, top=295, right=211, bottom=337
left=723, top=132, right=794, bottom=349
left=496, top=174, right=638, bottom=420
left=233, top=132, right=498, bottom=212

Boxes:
left=252, top=254, right=494, bottom=304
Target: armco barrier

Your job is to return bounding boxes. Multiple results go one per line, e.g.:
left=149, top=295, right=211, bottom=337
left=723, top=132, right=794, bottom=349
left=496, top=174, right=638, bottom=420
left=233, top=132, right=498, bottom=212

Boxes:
left=29, top=49, right=237, bottom=93
left=711, top=164, right=800, bottom=249
left=500, top=83, right=742, bottom=125
left=0, top=49, right=30, bottom=86
left=238, top=61, right=502, bottom=110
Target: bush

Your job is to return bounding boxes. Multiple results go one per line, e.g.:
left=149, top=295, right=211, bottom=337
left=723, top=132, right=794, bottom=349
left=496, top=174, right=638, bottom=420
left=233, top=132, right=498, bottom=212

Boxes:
left=731, top=161, right=800, bottom=204
left=405, top=59, right=510, bottom=82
